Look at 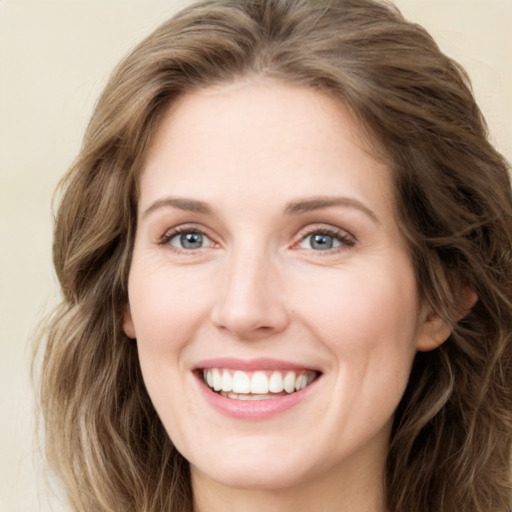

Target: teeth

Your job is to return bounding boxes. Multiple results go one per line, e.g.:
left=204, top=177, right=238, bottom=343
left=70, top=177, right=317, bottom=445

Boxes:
left=202, top=368, right=317, bottom=398
left=250, top=371, right=269, bottom=394
left=232, top=370, right=251, bottom=394
left=221, top=370, right=232, bottom=392
left=212, top=368, right=222, bottom=391
left=283, top=371, right=296, bottom=393
left=221, top=391, right=278, bottom=400
left=206, top=370, right=213, bottom=388
left=268, top=371, right=284, bottom=393
left=296, top=374, right=308, bottom=391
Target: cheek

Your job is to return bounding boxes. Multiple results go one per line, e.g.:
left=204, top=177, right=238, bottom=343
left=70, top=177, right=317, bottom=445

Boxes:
left=127, top=265, right=204, bottom=418
left=290, top=259, right=421, bottom=410
left=128, top=262, right=212, bottom=354
left=293, top=263, right=420, bottom=350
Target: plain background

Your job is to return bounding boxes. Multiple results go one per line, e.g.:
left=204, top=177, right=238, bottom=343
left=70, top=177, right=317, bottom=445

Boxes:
left=0, top=1, right=510, bottom=510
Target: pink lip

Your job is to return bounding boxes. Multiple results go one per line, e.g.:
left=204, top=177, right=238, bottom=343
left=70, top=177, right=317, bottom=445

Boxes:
left=193, top=359, right=321, bottom=420
left=194, top=357, right=319, bottom=372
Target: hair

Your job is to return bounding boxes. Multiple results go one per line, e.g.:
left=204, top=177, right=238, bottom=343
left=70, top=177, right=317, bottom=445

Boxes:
left=34, top=0, right=512, bottom=511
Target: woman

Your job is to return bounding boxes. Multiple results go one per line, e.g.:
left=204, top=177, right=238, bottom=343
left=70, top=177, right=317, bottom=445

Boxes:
left=36, top=0, right=512, bottom=511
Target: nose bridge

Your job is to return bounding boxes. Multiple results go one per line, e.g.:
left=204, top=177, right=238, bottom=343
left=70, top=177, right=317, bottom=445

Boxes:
left=211, top=240, right=288, bottom=338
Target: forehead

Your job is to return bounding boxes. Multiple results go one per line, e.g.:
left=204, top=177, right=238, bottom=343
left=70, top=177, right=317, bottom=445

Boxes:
left=139, top=81, right=395, bottom=218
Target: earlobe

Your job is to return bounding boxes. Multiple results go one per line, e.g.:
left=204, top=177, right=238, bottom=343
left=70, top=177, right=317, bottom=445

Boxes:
left=416, top=312, right=452, bottom=352
left=416, top=287, right=478, bottom=352
left=123, top=305, right=136, bottom=339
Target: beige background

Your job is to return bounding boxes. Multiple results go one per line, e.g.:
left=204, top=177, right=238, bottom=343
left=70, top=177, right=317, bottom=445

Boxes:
left=0, top=1, right=510, bottom=510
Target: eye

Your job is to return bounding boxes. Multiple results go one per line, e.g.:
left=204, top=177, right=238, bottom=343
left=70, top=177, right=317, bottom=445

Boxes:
left=300, top=233, right=340, bottom=251
left=298, top=229, right=355, bottom=251
left=162, top=229, right=215, bottom=251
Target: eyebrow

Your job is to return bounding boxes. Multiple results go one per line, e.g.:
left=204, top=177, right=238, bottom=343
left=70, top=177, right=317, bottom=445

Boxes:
left=143, top=197, right=213, bottom=217
left=284, top=196, right=379, bottom=223
left=142, top=195, right=379, bottom=223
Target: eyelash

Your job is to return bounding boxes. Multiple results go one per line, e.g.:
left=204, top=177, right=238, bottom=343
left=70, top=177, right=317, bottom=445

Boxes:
left=159, top=225, right=214, bottom=250
left=158, top=225, right=356, bottom=253
left=294, top=226, right=356, bottom=253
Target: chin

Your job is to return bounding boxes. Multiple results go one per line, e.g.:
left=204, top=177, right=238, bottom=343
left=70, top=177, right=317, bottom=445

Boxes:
left=191, top=458, right=312, bottom=491
left=186, top=437, right=316, bottom=491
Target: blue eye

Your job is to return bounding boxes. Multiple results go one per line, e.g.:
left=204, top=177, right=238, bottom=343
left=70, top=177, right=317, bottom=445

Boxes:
left=300, top=233, right=340, bottom=251
left=169, top=231, right=213, bottom=250
left=299, top=230, right=353, bottom=251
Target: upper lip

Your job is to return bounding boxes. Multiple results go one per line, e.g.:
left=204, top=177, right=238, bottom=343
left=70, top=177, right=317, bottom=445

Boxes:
left=193, top=357, right=322, bottom=372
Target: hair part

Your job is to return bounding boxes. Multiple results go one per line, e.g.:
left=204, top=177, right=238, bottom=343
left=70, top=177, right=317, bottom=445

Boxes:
left=35, top=1, right=512, bottom=510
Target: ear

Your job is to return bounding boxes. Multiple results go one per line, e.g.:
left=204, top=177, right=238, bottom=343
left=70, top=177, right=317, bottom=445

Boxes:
left=416, top=310, right=452, bottom=352
left=122, top=305, right=136, bottom=339
left=416, top=287, right=478, bottom=352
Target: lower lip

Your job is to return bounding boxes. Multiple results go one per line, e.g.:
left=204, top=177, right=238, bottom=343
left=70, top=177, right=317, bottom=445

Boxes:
left=195, top=373, right=319, bottom=420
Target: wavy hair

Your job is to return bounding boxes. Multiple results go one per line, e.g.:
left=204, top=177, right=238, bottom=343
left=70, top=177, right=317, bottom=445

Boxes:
left=35, top=0, right=512, bottom=510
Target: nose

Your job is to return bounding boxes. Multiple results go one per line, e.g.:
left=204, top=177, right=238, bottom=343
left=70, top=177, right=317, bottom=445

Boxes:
left=210, top=247, right=290, bottom=340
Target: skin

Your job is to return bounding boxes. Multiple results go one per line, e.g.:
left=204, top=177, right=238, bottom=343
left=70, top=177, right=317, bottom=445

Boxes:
left=123, top=81, right=450, bottom=512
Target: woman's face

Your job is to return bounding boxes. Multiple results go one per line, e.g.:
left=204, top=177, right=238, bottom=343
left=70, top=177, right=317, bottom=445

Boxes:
left=124, top=81, right=446, bottom=493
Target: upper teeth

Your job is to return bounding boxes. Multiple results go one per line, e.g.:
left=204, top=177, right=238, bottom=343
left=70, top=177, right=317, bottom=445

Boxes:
left=203, top=368, right=316, bottom=395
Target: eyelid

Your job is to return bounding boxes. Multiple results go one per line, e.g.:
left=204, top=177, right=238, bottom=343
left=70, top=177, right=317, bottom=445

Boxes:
left=291, top=224, right=356, bottom=252
left=157, top=222, right=355, bottom=254
left=158, top=223, right=219, bottom=251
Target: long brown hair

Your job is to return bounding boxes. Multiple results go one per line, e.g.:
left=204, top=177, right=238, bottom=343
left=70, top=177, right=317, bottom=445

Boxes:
left=35, top=1, right=512, bottom=510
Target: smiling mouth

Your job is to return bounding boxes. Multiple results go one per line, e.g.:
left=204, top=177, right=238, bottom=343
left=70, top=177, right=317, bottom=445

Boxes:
left=201, top=368, right=319, bottom=400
